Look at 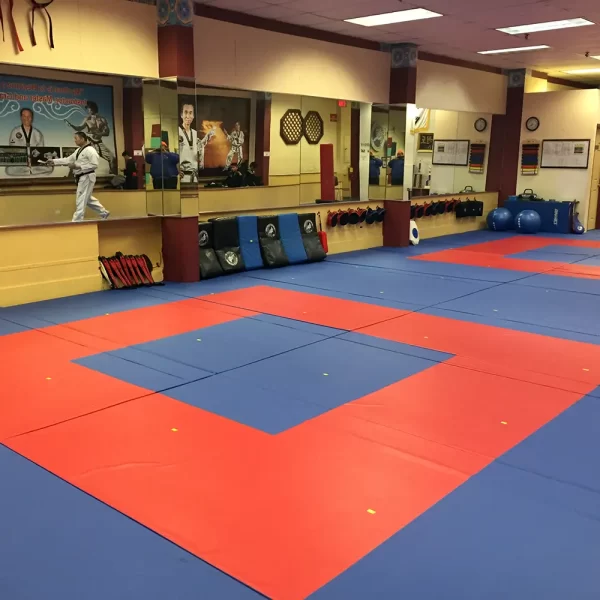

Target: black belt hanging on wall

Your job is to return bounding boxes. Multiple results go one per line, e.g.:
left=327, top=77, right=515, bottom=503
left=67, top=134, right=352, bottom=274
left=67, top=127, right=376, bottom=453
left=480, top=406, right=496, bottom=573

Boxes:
left=1, top=0, right=25, bottom=52
left=30, top=0, right=55, bottom=48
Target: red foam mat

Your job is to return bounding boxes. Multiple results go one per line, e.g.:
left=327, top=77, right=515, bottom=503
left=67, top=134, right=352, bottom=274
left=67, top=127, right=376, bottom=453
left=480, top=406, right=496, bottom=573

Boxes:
left=200, top=285, right=408, bottom=330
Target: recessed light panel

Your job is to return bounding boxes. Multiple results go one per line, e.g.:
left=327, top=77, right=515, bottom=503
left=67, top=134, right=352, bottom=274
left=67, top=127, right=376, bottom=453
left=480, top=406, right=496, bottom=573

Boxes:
left=497, top=18, right=594, bottom=35
left=478, top=45, right=550, bottom=55
left=345, top=8, right=442, bottom=27
left=563, top=68, right=600, bottom=74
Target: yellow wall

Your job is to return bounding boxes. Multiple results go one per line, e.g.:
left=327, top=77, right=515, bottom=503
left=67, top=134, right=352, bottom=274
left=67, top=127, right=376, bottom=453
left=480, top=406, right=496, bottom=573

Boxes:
left=517, top=89, right=600, bottom=227
left=0, top=0, right=158, bottom=78
left=194, top=17, right=390, bottom=103
left=0, top=217, right=164, bottom=306
left=416, top=60, right=507, bottom=115
left=412, top=192, right=498, bottom=239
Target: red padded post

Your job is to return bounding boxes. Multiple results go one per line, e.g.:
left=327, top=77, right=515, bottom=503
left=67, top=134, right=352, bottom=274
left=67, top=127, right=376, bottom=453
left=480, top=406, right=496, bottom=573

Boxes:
left=320, top=144, right=335, bottom=202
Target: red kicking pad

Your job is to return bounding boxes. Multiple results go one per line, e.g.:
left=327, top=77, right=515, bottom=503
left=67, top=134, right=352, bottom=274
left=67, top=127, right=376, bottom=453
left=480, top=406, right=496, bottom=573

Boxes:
left=56, top=299, right=255, bottom=347
left=8, top=391, right=467, bottom=600
left=358, top=312, right=600, bottom=387
left=201, top=285, right=408, bottom=330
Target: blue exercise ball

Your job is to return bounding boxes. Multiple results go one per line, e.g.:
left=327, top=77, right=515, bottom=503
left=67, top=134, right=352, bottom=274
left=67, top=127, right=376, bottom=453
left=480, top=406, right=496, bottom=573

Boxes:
left=487, top=207, right=513, bottom=231
left=515, top=209, right=542, bottom=234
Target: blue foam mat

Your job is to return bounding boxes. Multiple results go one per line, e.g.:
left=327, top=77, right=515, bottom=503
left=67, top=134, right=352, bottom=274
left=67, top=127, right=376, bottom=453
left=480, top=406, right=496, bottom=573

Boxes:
left=512, top=272, right=600, bottom=296
left=225, top=337, right=439, bottom=410
left=163, top=373, right=326, bottom=434
left=237, top=216, right=264, bottom=270
left=249, top=313, right=346, bottom=337
left=437, top=283, right=600, bottom=336
left=245, top=261, right=497, bottom=306
left=0, top=317, right=28, bottom=337
left=499, top=391, right=600, bottom=493
left=0, top=445, right=265, bottom=600
left=510, top=250, right=593, bottom=263
left=327, top=249, right=527, bottom=283
left=310, top=462, right=600, bottom=600
left=130, top=318, right=325, bottom=374
left=279, top=213, right=308, bottom=265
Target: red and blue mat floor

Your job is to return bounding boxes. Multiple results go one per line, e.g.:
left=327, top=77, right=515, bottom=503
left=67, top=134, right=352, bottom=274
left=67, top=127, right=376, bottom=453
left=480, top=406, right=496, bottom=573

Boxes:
left=1, top=230, right=600, bottom=599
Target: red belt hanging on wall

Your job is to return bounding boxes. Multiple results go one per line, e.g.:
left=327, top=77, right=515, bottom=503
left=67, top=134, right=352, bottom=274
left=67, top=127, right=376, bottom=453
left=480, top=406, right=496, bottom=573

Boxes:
left=30, top=0, right=55, bottom=48
left=1, top=0, right=25, bottom=52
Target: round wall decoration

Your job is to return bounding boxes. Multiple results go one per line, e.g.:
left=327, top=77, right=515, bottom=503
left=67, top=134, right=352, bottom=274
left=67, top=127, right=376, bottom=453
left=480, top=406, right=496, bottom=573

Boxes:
left=280, top=109, right=304, bottom=145
left=303, top=111, right=324, bottom=144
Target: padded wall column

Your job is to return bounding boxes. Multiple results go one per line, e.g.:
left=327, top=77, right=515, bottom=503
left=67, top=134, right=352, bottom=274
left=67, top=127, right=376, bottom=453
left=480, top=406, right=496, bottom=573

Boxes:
left=157, top=0, right=194, bottom=78
left=123, top=78, right=145, bottom=189
left=486, top=70, right=525, bottom=206
left=162, top=217, right=200, bottom=282
left=383, top=200, right=410, bottom=247
left=255, top=93, right=271, bottom=184
left=350, top=105, right=360, bottom=199
left=320, top=144, right=335, bottom=201
left=389, top=44, right=417, bottom=105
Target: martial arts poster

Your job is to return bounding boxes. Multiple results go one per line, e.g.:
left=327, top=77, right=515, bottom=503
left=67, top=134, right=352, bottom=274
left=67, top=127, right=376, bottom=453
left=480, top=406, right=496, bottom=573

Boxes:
left=0, top=74, right=116, bottom=179
left=192, top=94, right=251, bottom=176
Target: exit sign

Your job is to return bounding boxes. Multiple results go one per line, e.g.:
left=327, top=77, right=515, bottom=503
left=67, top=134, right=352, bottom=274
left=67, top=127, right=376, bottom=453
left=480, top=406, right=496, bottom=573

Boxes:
left=338, top=100, right=347, bottom=107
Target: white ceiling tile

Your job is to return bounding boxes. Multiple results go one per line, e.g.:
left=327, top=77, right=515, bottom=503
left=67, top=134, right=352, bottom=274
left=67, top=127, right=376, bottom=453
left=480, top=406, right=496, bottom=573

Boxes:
left=247, top=5, right=306, bottom=19
left=206, top=0, right=270, bottom=10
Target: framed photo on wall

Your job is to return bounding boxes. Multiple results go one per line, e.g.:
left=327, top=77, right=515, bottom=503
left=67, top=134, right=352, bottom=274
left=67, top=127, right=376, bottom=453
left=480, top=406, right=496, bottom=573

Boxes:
left=540, top=139, right=591, bottom=169
left=432, top=139, right=470, bottom=166
left=417, top=132, right=434, bottom=153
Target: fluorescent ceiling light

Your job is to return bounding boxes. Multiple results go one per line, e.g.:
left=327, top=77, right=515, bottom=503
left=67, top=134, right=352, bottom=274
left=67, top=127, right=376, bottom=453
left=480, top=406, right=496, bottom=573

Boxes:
left=563, top=68, right=600, bottom=74
left=345, top=8, right=442, bottom=27
left=478, top=45, right=550, bottom=55
left=497, top=18, right=594, bottom=35
left=591, top=56, right=600, bottom=60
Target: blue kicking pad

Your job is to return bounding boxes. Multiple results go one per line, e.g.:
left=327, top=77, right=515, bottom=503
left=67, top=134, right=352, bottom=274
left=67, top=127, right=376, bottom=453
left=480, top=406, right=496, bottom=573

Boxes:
left=278, top=213, right=308, bottom=265
left=0, top=446, right=264, bottom=600
left=499, top=392, right=600, bottom=493
left=245, top=261, right=496, bottom=306
left=130, top=318, right=325, bottom=374
left=225, top=337, right=441, bottom=410
left=75, top=349, right=213, bottom=392
left=163, top=373, right=326, bottom=434
left=437, top=283, right=600, bottom=336
left=327, top=250, right=526, bottom=283
left=237, top=216, right=264, bottom=270
left=310, top=462, right=600, bottom=600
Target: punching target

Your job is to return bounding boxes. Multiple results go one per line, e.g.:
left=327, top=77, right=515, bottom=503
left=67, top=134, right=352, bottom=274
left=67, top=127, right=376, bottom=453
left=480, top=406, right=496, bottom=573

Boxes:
left=258, top=215, right=289, bottom=268
left=198, top=221, right=224, bottom=279
left=409, top=220, right=420, bottom=246
left=211, top=217, right=245, bottom=273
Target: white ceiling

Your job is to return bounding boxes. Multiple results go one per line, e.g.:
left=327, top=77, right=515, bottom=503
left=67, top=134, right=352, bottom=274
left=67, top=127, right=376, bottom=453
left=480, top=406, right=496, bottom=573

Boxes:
left=196, top=0, right=600, bottom=82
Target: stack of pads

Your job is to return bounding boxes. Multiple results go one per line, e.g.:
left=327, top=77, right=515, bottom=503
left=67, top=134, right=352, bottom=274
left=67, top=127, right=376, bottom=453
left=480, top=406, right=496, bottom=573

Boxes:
left=410, top=198, right=484, bottom=220
left=99, top=253, right=161, bottom=290
left=326, top=206, right=385, bottom=228
left=198, top=212, right=327, bottom=279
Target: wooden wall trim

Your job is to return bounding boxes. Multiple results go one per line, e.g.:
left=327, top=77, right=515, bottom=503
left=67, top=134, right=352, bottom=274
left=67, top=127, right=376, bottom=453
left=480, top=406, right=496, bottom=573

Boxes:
left=418, top=52, right=503, bottom=75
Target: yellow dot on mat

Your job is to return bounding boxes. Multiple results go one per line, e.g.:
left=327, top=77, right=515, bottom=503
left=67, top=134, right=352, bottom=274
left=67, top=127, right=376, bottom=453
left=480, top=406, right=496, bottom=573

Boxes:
left=46, top=377, right=52, bottom=381
left=500, top=421, right=508, bottom=425
left=171, top=428, right=178, bottom=432
left=323, top=373, right=329, bottom=376
left=424, top=336, right=429, bottom=339
left=196, top=338, right=202, bottom=342
left=380, top=291, right=384, bottom=294
left=493, top=309, right=498, bottom=312
left=105, top=313, right=110, bottom=316
left=583, top=368, right=590, bottom=372
left=367, top=509, right=376, bottom=515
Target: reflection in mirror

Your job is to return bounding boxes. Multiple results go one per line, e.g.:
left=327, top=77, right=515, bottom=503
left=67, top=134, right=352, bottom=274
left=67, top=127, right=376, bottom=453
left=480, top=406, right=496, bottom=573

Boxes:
left=300, top=95, right=349, bottom=204
left=406, top=107, right=492, bottom=199
left=0, top=65, right=151, bottom=226
left=195, top=85, right=255, bottom=192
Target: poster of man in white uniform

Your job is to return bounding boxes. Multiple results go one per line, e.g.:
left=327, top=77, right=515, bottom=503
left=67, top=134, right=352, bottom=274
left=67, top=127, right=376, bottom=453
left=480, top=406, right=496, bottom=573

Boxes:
left=0, top=74, right=117, bottom=180
left=178, top=98, right=215, bottom=183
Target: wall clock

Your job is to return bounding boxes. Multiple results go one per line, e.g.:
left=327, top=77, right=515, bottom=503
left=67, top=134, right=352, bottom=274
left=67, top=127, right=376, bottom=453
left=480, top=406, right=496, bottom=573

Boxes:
left=474, top=118, right=487, bottom=132
left=526, top=117, right=540, bottom=132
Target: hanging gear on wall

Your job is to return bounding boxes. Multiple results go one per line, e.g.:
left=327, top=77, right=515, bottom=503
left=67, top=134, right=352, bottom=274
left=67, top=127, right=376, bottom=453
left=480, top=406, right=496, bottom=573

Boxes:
left=30, top=0, right=55, bottom=48
left=1, top=0, right=24, bottom=52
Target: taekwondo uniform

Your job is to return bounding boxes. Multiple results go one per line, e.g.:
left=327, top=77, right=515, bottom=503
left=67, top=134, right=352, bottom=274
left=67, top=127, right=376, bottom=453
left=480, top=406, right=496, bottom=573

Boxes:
left=225, top=129, right=244, bottom=168
left=179, top=126, right=199, bottom=183
left=9, top=125, right=45, bottom=148
left=52, top=144, right=109, bottom=222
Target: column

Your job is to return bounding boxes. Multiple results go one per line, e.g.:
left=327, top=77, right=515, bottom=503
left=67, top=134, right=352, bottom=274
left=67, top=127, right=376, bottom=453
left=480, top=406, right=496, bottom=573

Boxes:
left=123, top=77, right=145, bottom=189
left=254, top=92, right=271, bottom=185
left=486, top=69, right=525, bottom=205
left=389, top=44, right=418, bottom=105
left=157, top=0, right=195, bottom=78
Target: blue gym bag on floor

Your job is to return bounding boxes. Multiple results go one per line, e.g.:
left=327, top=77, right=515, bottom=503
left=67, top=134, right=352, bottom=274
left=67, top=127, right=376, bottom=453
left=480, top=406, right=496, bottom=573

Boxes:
left=237, top=216, right=264, bottom=270
left=278, top=213, right=308, bottom=265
